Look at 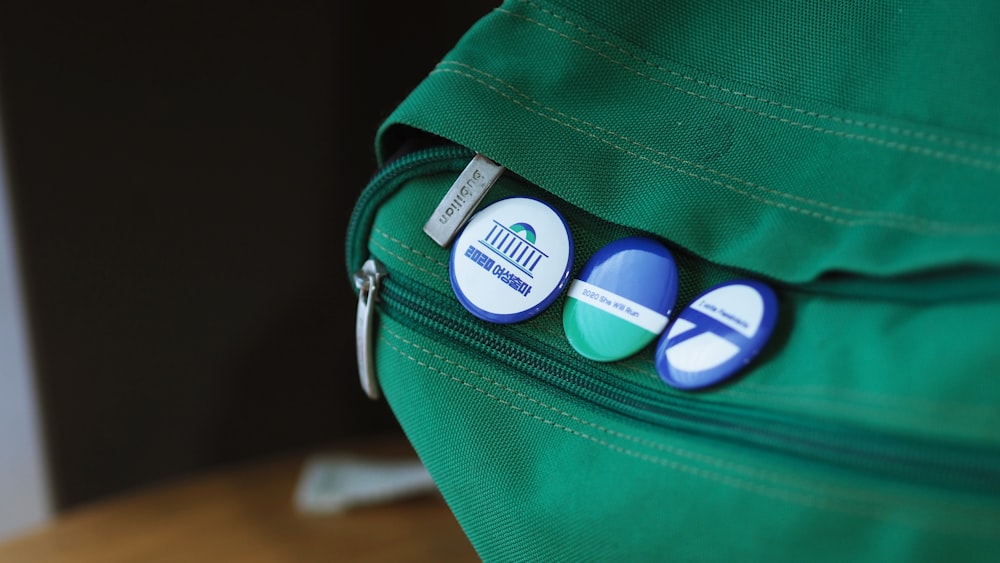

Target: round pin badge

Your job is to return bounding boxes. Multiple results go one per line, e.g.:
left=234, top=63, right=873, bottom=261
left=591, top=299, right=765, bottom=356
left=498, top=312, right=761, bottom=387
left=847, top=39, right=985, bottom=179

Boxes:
left=655, top=279, right=778, bottom=390
left=563, top=236, right=678, bottom=362
left=450, top=196, right=573, bottom=324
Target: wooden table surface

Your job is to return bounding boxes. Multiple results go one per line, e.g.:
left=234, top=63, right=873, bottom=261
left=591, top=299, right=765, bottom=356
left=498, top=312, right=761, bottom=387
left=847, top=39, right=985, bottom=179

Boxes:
left=0, top=434, right=479, bottom=562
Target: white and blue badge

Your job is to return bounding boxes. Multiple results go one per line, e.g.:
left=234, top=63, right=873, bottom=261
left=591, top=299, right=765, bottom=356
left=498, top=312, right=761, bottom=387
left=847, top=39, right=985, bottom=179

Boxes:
left=450, top=196, right=573, bottom=324
left=655, top=279, right=778, bottom=390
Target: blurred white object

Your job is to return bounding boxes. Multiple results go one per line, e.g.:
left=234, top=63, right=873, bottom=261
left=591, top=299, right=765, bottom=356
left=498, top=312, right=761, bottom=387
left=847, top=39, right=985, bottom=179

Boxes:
left=0, top=98, right=53, bottom=540
left=293, top=453, right=437, bottom=514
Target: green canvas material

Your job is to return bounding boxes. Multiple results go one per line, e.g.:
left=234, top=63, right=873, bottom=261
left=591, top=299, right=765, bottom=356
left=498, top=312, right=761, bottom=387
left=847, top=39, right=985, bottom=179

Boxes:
left=348, top=1, right=1000, bottom=561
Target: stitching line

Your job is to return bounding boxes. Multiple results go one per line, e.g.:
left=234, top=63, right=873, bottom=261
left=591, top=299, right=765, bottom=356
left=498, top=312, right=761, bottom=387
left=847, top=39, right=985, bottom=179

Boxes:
left=432, top=66, right=1000, bottom=234
left=374, top=227, right=448, bottom=269
left=440, top=60, right=995, bottom=230
left=493, top=7, right=1000, bottom=172
left=722, top=388, right=1000, bottom=427
left=370, top=237, right=449, bottom=285
left=732, top=382, right=1000, bottom=419
left=633, top=354, right=1000, bottom=417
left=381, top=326, right=1000, bottom=533
left=515, top=0, right=1000, bottom=157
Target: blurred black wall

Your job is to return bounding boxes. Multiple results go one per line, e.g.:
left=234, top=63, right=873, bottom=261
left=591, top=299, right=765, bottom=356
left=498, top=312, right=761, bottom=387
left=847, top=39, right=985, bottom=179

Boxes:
left=0, top=1, right=494, bottom=510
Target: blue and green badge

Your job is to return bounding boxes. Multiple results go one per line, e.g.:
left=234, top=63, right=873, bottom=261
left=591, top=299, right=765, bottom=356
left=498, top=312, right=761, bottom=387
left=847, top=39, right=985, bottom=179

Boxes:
left=563, top=237, right=678, bottom=362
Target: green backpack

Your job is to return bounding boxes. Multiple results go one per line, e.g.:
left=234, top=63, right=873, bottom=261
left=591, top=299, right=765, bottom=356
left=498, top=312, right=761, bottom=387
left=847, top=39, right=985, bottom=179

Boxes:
left=347, top=1, right=1000, bottom=560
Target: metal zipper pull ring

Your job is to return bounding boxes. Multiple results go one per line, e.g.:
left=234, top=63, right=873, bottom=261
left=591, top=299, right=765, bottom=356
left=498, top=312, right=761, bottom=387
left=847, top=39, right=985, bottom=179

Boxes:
left=354, top=258, right=388, bottom=400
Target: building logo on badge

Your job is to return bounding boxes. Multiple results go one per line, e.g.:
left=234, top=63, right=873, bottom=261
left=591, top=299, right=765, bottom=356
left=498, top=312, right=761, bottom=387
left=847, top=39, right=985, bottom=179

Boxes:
left=462, top=219, right=545, bottom=298
left=450, top=196, right=573, bottom=324
left=480, top=221, right=546, bottom=278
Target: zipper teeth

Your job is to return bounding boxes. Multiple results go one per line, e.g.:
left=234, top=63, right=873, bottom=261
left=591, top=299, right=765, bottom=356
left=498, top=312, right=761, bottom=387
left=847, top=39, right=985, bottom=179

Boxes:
left=380, top=275, right=1000, bottom=495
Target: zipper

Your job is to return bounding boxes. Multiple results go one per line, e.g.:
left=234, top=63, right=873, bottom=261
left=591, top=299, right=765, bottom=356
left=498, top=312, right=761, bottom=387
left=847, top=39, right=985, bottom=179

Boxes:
left=368, top=264, right=1000, bottom=495
left=348, top=143, right=1000, bottom=497
left=346, top=142, right=474, bottom=276
left=347, top=141, right=475, bottom=401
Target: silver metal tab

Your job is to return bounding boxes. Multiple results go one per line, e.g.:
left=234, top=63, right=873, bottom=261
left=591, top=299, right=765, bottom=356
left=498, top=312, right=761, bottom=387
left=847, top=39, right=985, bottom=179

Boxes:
left=354, top=258, right=388, bottom=400
left=422, top=153, right=505, bottom=247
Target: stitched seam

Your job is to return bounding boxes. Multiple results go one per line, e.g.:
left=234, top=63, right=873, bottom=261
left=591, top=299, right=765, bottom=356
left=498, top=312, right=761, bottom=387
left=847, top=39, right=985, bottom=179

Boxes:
left=387, top=324, right=996, bottom=518
left=441, top=60, right=994, bottom=230
left=494, top=8, right=1000, bottom=172
left=383, top=330, right=898, bottom=511
left=374, top=227, right=448, bottom=269
left=633, top=352, right=1000, bottom=415
left=382, top=327, right=1000, bottom=533
left=732, top=382, right=1000, bottom=417
left=432, top=66, right=1000, bottom=234
left=722, top=389, right=1000, bottom=427
left=633, top=357, right=998, bottom=418
left=370, top=238, right=449, bottom=285
left=515, top=0, right=1000, bottom=156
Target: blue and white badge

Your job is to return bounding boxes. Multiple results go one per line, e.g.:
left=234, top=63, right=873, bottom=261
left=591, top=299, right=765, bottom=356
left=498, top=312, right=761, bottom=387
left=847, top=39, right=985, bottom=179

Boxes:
left=655, top=279, right=778, bottom=390
left=450, top=196, right=573, bottom=324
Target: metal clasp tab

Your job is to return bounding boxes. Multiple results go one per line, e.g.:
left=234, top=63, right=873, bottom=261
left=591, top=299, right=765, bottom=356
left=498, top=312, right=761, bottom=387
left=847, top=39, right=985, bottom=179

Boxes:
left=422, top=153, right=505, bottom=247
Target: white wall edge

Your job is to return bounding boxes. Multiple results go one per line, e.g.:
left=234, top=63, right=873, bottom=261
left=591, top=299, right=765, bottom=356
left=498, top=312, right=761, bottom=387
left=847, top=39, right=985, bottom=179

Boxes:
left=0, top=96, right=54, bottom=541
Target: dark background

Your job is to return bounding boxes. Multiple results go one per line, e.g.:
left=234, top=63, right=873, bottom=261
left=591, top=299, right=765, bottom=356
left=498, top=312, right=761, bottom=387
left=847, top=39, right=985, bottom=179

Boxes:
left=0, top=1, right=494, bottom=510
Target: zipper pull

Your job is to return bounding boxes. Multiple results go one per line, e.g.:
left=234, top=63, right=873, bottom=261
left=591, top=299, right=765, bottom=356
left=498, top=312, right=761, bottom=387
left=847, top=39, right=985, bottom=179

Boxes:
left=354, top=258, right=388, bottom=400
left=422, top=153, right=505, bottom=247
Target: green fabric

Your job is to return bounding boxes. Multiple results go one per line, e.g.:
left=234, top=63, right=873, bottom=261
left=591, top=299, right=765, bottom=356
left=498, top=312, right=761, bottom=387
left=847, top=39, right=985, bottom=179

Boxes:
left=352, top=1, right=1000, bottom=561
